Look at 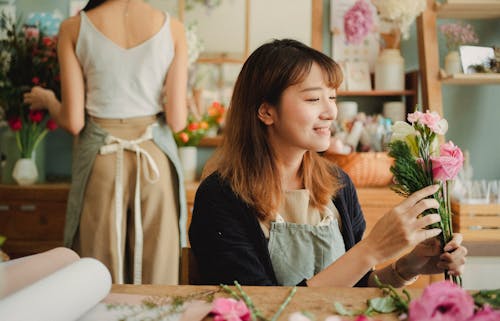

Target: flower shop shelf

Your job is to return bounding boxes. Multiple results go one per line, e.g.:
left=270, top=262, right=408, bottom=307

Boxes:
left=451, top=201, right=500, bottom=242
left=440, top=73, right=500, bottom=85
left=436, top=0, right=500, bottom=19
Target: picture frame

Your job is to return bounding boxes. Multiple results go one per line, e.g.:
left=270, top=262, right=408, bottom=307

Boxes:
left=459, top=45, right=495, bottom=74
left=345, top=61, right=372, bottom=91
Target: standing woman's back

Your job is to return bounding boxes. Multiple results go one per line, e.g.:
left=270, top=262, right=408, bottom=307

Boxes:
left=53, top=0, right=189, bottom=285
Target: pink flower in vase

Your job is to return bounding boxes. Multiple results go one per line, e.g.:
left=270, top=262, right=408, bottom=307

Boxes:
left=408, top=281, right=474, bottom=321
left=344, top=0, right=374, bottom=45
left=431, top=141, right=464, bottom=181
left=211, top=298, right=250, bottom=321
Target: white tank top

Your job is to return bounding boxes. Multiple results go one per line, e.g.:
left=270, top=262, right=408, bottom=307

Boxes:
left=76, top=11, right=174, bottom=118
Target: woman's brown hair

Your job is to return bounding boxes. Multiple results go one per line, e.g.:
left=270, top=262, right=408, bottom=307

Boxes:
left=215, top=39, right=344, bottom=219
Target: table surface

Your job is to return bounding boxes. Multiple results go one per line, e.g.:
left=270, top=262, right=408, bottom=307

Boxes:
left=112, top=285, right=424, bottom=320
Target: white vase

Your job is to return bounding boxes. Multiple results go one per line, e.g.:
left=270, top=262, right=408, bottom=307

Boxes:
left=178, top=146, right=197, bottom=182
left=12, top=158, right=38, bottom=185
left=375, top=49, right=405, bottom=91
left=444, top=51, right=462, bottom=75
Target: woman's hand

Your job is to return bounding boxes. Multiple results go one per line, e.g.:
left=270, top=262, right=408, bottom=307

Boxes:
left=23, top=86, right=55, bottom=110
left=397, top=233, right=467, bottom=278
left=363, top=185, right=443, bottom=263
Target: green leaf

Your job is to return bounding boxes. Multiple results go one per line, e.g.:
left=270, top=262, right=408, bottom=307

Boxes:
left=333, top=302, right=359, bottom=316
left=0, top=235, right=5, bottom=247
left=368, top=296, right=397, bottom=313
left=473, top=289, right=500, bottom=309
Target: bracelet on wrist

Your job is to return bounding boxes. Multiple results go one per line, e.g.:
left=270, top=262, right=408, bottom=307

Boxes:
left=391, top=261, right=419, bottom=285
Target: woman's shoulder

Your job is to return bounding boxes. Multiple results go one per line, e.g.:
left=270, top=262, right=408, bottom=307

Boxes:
left=59, top=15, right=81, bottom=42
left=196, top=171, right=233, bottom=197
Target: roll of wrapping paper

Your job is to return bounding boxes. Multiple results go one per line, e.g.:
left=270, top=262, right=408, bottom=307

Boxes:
left=0, top=247, right=80, bottom=299
left=0, top=258, right=111, bottom=321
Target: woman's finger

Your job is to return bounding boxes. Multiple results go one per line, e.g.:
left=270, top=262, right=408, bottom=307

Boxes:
left=444, top=233, right=464, bottom=252
left=414, top=214, right=441, bottom=230
left=400, top=185, right=440, bottom=210
left=415, top=228, right=442, bottom=244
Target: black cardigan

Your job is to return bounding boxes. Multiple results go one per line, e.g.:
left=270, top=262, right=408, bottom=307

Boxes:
left=188, top=169, right=372, bottom=286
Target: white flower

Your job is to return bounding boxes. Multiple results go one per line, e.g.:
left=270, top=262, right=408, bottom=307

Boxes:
left=391, top=121, right=416, bottom=143
left=372, top=0, right=426, bottom=39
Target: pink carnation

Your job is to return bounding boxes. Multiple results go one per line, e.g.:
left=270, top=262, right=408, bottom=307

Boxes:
left=407, top=111, right=423, bottom=123
left=431, top=141, right=464, bottom=181
left=211, top=298, right=250, bottom=321
left=408, top=111, right=448, bottom=135
left=408, top=281, right=474, bottom=321
left=344, top=0, right=373, bottom=45
left=467, top=305, right=500, bottom=321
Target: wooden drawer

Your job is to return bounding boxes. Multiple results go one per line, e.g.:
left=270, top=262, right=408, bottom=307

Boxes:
left=451, top=201, right=500, bottom=242
left=0, top=184, right=69, bottom=258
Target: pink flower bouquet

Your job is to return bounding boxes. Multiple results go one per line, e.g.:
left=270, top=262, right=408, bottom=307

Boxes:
left=344, top=0, right=374, bottom=45
left=388, top=110, right=463, bottom=285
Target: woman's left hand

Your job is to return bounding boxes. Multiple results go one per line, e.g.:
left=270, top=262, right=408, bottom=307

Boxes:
left=398, top=233, right=467, bottom=278
left=23, top=86, right=53, bottom=110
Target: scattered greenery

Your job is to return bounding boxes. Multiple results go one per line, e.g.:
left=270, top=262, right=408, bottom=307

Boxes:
left=473, top=289, right=500, bottom=310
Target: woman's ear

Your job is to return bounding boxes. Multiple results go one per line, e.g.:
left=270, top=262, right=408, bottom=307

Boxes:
left=257, top=102, right=275, bottom=125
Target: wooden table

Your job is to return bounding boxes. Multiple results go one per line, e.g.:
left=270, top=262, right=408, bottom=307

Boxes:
left=112, top=285, right=423, bottom=320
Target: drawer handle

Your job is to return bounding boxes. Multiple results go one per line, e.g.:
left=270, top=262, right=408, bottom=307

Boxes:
left=20, top=204, right=37, bottom=211
left=0, top=204, right=9, bottom=211
left=469, top=225, right=500, bottom=230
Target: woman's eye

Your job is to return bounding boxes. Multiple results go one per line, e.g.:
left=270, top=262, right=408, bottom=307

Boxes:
left=329, top=96, right=336, bottom=101
left=306, top=98, right=320, bottom=102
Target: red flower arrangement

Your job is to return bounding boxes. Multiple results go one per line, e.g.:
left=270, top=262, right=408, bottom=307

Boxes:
left=0, top=13, right=59, bottom=158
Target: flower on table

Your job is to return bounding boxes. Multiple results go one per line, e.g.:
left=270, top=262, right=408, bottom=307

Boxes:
left=439, top=23, right=479, bottom=52
left=210, top=297, right=250, bottom=321
left=408, top=281, right=475, bottom=321
left=343, top=0, right=374, bottom=45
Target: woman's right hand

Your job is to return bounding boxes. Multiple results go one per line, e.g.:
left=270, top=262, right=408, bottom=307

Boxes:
left=23, top=86, right=55, bottom=110
left=363, top=184, right=442, bottom=263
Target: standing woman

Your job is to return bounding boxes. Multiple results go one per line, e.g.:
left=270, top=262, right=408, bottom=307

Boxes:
left=190, top=39, right=466, bottom=287
left=24, top=0, right=188, bottom=284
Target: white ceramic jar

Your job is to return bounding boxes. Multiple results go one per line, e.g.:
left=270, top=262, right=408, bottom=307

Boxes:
left=444, top=50, right=462, bottom=75
left=375, top=49, right=405, bottom=91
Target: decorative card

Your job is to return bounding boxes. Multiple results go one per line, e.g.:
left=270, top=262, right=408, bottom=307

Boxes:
left=345, top=61, right=372, bottom=91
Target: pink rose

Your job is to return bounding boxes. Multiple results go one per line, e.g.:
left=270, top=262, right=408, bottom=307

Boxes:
left=344, top=0, right=373, bottom=45
left=408, top=281, right=474, bottom=321
left=431, top=141, right=464, bottom=181
left=467, top=305, right=500, bottom=321
left=407, top=111, right=423, bottom=123
left=211, top=298, right=250, bottom=321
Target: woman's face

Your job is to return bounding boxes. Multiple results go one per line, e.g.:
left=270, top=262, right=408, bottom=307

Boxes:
left=262, top=63, right=337, bottom=156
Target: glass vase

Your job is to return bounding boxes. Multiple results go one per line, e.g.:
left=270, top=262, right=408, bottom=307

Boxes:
left=12, top=157, right=38, bottom=185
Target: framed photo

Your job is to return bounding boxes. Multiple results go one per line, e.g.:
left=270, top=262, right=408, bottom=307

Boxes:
left=345, top=61, right=372, bottom=91
left=459, top=45, right=495, bottom=74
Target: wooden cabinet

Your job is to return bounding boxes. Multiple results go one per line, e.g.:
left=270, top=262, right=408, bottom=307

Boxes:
left=0, top=184, right=69, bottom=259
left=417, top=0, right=500, bottom=116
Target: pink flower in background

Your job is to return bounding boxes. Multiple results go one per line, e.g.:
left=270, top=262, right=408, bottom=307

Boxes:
left=407, top=111, right=423, bottom=123
left=431, top=141, right=464, bottom=181
left=344, top=0, right=373, bottom=45
left=23, top=26, right=39, bottom=41
left=408, top=281, right=474, bottom=321
left=211, top=298, right=250, bottom=321
left=467, top=305, right=500, bottom=321
left=440, top=23, right=479, bottom=51
left=407, top=111, right=448, bottom=135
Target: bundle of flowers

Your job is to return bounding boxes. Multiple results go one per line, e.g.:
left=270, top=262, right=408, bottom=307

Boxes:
left=0, top=13, right=59, bottom=158
left=174, top=115, right=210, bottom=147
left=203, top=101, right=226, bottom=129
left=388, top=109, right=463, bottom=285
left=439, top=22, right=479, bottom=52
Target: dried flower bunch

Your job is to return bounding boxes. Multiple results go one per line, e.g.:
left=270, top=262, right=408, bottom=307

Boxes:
left=439, top=22, right=479, bottom=52
left=372, top=0, right=426, bottom=39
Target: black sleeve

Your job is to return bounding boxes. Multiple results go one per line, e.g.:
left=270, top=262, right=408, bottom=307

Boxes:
left=189, top=174, right=276, bottom=286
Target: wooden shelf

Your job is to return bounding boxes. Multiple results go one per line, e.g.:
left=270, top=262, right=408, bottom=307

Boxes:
left=197, top=52, right=245, bottom=64
left=338, top=90, right=416, bottom=96
left=441, top=73, right=500, bottom=85
left=436, top=1, right=500, bottom=19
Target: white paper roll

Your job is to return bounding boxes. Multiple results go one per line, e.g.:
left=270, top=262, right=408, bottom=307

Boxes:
left=0, top=258, right=111, bottom=321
